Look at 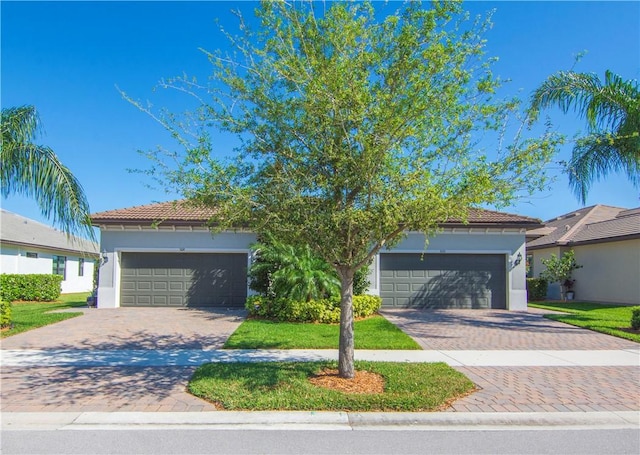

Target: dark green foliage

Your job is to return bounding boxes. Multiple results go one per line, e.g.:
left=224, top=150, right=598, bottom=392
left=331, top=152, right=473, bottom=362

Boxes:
left=631, top=307, right=640, bottom=331
left=526, top=277, right=548, bottom=301
left=246, top=294, right=381, bottom=324
left=1, top=301, right=12, bottom=328
left=0, top=274, right=63, bottom=302
left=248, top=237, right=340, bottom=301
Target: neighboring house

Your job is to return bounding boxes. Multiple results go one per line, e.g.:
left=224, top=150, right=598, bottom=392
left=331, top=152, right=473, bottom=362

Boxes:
left=527, top=205, right=640, bottom=305
left=0, top=209, right=99, bottom=293
left=91, top=201, right=541, bottom=311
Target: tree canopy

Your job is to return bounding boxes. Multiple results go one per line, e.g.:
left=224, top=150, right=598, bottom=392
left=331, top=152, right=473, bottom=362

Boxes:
left=0, top=105, right=94, bottom=240
left=130, top=0, right=560, bottom=377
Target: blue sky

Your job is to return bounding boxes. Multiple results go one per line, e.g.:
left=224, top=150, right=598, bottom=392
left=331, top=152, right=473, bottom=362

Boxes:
left=2, top=0, right=639, bottom=233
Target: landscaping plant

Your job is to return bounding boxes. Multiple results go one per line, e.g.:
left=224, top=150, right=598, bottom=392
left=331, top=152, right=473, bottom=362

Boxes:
left=540, top=250, right=582, bottom=300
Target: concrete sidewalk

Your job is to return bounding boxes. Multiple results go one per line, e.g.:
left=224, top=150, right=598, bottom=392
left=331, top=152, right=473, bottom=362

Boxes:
left=2, top=348, right=639, bottom=367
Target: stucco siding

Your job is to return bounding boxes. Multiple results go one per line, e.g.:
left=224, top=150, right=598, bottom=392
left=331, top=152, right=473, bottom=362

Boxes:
left=572, top=239, right=640, bottom=305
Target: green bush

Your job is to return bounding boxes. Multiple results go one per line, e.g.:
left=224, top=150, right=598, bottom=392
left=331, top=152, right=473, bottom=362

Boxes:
left=1, top=301, right=12, bottom=328
left=526, top=277, right=548, bottom=301
left=245, top=294, right=381, bottom=323
left=631, top=307, right=640, bottom=331
left=0, top=274, right=63, bottom=302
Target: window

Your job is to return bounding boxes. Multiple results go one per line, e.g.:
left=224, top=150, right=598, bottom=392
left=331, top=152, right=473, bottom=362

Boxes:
left=53, top=255, right=66, bottom=279
left=26, top=252, right=38, bottom=258
left=526, top=254, right=534, bottom=278
left=78, top=258, right=85, bottom=277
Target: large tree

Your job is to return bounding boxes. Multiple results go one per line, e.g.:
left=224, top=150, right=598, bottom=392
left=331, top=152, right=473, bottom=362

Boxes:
left=1, top=105, right=94, bottom=239
left=529, top=70, right=640, bottom=203
left=129, top=0, right=559, bottom=378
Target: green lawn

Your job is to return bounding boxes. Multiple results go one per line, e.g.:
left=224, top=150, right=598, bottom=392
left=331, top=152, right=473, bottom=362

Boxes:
left=223, top=315, right=422, bottom=350
left=1, top=292, right=89, bottom=338
left=529, top=301, right=640, bottom=343
left=188, top=360, right=474, bottom=411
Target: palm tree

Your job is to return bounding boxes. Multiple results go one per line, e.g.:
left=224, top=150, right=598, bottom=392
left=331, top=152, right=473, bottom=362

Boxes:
left=529, top=70, right=640, bottom=203
left=1, top=105, right=94, bottom=239
left=249, top=236, right=340, bottom=302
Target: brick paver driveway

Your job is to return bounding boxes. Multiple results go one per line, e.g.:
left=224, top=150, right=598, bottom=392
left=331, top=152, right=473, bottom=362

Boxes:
left=1, top=307, right=245, bottom=412
left=382, top=308, right=640, bottom=413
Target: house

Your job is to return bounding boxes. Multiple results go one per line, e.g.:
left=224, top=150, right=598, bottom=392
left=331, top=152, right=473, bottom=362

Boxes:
left=0, top=209, right=99, bottom=293
left=526, top=205, right=640, bottom=304
left=91, top=201, right=541, bottom=311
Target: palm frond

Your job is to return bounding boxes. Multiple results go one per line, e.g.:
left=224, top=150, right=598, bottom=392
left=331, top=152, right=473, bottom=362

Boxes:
left=1, top=106, right=94, bottom=240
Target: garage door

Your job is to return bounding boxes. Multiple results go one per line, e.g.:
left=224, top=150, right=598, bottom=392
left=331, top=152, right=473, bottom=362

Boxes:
left=120, top=252, right=247, bottom=307
left=380, top=253, right=506, bottom=309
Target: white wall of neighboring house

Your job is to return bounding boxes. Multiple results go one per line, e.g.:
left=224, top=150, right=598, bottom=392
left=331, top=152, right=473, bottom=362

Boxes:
left=572, top=239, right=640, bottom=305
left=0, top=244, right=95, bottom=294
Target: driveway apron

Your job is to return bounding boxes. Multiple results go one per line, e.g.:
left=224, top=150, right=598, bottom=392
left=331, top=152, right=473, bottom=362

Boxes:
left=1, top=308, right=245, bottom=412
left=381, top=308, right=640, bottom=413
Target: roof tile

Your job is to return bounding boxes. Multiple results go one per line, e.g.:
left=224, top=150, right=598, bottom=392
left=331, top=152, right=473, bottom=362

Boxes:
left=91, top=201, right=540, bottom=227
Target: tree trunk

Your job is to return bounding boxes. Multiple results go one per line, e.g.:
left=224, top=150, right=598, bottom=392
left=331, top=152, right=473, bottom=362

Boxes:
left=337, top=267, right=355, bottom=379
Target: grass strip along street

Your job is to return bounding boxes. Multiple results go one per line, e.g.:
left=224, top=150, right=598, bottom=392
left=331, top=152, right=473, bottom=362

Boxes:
left=529, top=301, right=640, bottom=343
left=189, top=360, right=474, bottom=411
left=1, top=292, right=89, bottom=338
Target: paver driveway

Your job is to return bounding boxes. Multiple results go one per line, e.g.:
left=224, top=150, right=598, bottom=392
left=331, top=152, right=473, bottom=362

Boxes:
left=1, top=307, right=245, bottom=412
left=382, top=308, right=640, bottom=413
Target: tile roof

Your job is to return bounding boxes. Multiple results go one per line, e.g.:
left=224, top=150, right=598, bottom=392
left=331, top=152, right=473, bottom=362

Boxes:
left=0, top=210, right=99, bottom=254
left=90, top=201, right=216, bottom=225
left=90, top=200, right=541, bottom=227
left=527, top=204, right=639, bottom=249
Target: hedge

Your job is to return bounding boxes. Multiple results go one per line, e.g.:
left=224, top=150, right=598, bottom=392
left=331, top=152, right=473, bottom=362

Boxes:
left=0, top=274, right=63, bottom=302
left=631, top=307, right=640, bottom=331
left=1, top=301, right=12, bottom=328
left=526, top=277, right=548, bottom=301
left=245, top=294, right=382, bottom=324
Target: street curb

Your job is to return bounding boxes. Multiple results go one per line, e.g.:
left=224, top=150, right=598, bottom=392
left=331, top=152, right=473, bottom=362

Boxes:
left=3, top=411, right=639, bottom=431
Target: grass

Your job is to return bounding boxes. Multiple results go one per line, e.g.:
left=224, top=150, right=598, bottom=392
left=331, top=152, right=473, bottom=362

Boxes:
left=529, top=301, right=640, bottom=343
left=188, top=360, right=474, bottom=411
left=223, top=315, right=422, bottom=350
left=1, top=292, right=89, bottom=338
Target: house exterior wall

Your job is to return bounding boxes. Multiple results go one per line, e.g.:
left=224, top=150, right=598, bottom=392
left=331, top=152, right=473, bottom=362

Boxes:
left=367, top=229, right=529, bottom=310
left=97, top=227, right=529, bottom=310
left=572, top=239, right=640, bottom=305
left=97, top=228, right=257, bottom=308
left=0, top=244, right=95, bottom=294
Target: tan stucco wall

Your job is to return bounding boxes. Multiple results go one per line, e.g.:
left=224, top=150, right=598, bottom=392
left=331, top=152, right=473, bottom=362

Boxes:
left=529, top=240, right=640, bottom=304
left=572, top=239, right=640, bottom=305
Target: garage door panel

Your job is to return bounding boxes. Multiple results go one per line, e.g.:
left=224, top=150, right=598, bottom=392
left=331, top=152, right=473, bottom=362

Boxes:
left=380, top=253, right=506, bottom=309
left=120, top=252, right=247, bottom=307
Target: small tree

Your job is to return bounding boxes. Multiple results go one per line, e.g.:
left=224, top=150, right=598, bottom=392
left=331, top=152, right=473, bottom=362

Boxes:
left=540, top=250, right=582, bottom=300
left=127, top=0, right=561, bottom=377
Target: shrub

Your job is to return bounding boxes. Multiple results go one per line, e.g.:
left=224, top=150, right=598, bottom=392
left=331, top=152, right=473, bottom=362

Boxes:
left=0, top=274, right=63, bottom=302
left=526, top=278, right=548, bottom=301
left=1, top=301, right=12, bottom=328
left=245, top=294, right=382, bottom=323
left=631, top=307, right=640, bottom=331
